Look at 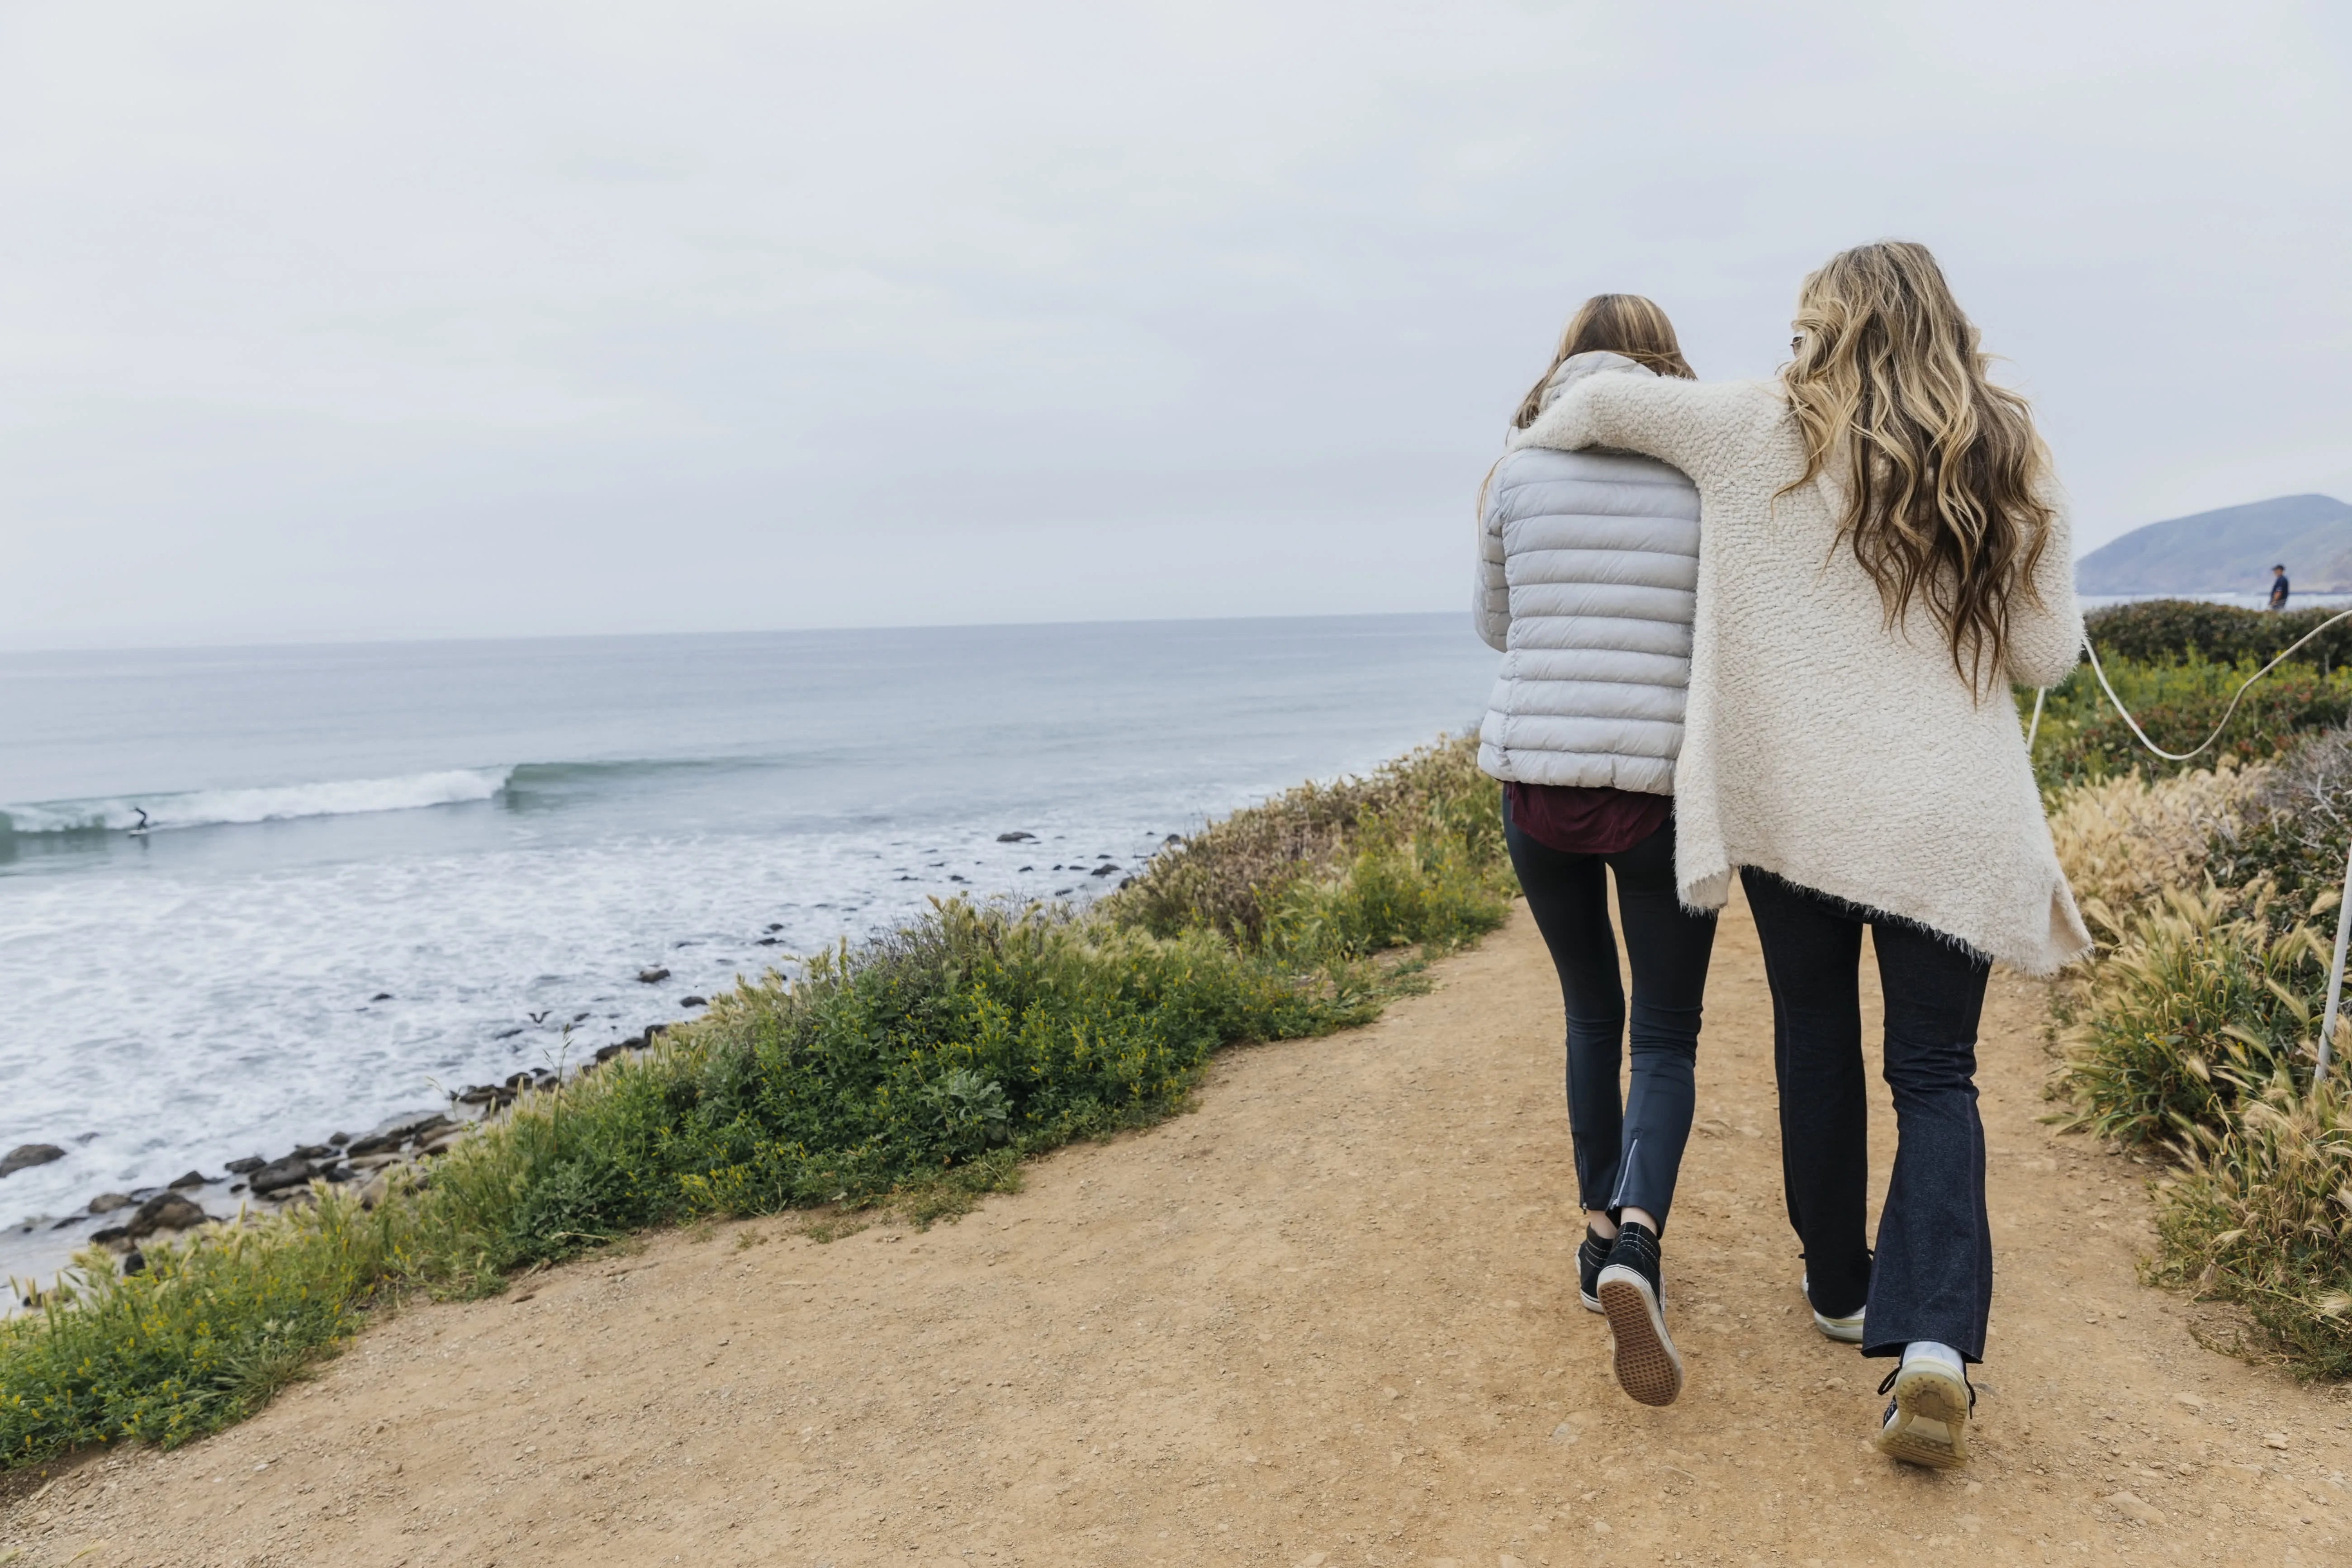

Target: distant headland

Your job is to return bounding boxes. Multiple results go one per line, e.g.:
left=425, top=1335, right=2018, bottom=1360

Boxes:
left=2077, top=493, right=2352, bottom=595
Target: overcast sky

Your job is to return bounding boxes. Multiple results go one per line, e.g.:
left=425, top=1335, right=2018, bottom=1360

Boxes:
left=2, top=1, right=2346, bottom=649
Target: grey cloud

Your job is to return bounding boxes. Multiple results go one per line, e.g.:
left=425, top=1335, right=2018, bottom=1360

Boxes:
left=0, top=0, right=2345, bottom=647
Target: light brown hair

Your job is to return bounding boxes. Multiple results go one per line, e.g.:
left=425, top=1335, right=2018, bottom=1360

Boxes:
left=1780, top=241, right=2053, bottom=694
left=1508, top=293, right=1696, bottom=430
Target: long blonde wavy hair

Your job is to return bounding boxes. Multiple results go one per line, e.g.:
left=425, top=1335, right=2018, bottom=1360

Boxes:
left=1780, top=242, right=2053, bottom=694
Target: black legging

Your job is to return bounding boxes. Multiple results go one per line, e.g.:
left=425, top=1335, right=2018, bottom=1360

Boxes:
left=1741, top=868, right=1993, bottom=1360
left=1504, top=793, right=1717, bottom=1230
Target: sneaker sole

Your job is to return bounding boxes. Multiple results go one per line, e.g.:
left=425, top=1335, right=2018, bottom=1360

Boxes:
left=1579, top=1290, right=1602, bottom=1314
left=1595, top=1264, right=1683, bottom=1407
left=1874, top=1363, right=1971, bottom=1469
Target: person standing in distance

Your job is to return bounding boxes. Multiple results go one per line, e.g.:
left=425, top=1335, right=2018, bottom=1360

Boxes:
left=2270, top=564, right=2291, bottom=611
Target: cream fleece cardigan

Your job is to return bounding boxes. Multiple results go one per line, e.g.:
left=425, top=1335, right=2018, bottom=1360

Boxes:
left=1514, top=374, right=2092, bottom=974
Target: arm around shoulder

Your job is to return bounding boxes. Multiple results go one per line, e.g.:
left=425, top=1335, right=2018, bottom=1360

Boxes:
left=1512, top=373, right=1755, bottom=480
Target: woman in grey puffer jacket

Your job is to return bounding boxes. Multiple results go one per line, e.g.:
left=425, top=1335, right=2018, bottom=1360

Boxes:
left=1475, top=294, right=1717, bottom=1408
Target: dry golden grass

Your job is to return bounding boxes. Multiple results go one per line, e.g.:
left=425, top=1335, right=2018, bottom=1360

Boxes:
left=2047, top=758, right=2267, bottom=913
left=1100, top=735, right=1498, bottom=946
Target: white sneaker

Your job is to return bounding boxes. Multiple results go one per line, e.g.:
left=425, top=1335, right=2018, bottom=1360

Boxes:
left=1873, top=1342, right=1973, bottom=1469
left=1803, top=1272, right=1864, bottom=1344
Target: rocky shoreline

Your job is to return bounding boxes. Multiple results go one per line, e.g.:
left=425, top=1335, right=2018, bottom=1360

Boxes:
left=2, top=1019, right=687, bottom=1306
left=3, top=832, right=1161, bottom=1308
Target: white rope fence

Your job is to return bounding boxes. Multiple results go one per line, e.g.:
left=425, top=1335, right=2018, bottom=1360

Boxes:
left=2046, top=606, right=2352, bottom=1088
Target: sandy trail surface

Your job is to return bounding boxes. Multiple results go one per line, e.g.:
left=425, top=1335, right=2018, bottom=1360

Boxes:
left=6, top=890, right=2351, bottom=1567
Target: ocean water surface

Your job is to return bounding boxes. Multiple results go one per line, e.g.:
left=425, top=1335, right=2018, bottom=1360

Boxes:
left=0, top=616, right=1494, bottom=1284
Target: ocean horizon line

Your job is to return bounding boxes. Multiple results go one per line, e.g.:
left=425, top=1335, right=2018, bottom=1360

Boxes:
left=0, top=607, right=1469, bottom=663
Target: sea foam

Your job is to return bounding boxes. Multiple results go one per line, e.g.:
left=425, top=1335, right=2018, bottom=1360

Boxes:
left=0, top=767, right=516, bottom=834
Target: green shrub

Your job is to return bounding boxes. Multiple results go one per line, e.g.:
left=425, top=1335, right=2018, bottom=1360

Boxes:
left=402, top=900, right=1380, bottom=1288
left=2047, top=723, right=2352, bottom=1375
left=1103, top=736, right=1503, bottom=945
left=1, top=733, right=1517, bottom=1464
left=2058, top=881, right=2327, bottom=1147
left=2085, top=600, right=2352, bottom=671
left=2205, top=728, right=2352, bottom=910
left=2025, top=653, right=2352, bottom=791
left=0, top=1191, right=410, bottom=1462
left=2151, top=1073, right=2352, bottom=1379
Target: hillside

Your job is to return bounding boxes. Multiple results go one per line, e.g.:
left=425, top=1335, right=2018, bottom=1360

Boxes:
left=2077, top=493, right=2352, bottom=594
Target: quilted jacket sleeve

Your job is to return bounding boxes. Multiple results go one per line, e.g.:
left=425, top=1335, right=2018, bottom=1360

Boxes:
left=2005, top=479, right=2085, bottom=690
left=1473, top=459, right=1511, bottom=652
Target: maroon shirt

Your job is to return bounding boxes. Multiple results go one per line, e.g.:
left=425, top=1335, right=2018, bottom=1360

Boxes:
left=1506, top=781, right=1672, bottom=857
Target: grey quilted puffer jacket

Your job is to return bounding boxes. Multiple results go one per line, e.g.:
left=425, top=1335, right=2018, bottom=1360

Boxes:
left=1473, top=352, right=1700, bottom=794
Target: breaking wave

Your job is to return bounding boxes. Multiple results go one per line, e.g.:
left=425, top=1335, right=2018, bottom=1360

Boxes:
left=0, top=767, right=517, bottom=835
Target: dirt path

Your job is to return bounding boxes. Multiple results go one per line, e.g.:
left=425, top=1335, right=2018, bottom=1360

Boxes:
left=6, top=889, right=2351, bottom=1567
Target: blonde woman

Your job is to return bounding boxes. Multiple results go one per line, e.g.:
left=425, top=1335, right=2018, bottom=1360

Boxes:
left=1475, top=294, right=1717, bottom=1408
left=1513, top=243, right=2086, bottom=1467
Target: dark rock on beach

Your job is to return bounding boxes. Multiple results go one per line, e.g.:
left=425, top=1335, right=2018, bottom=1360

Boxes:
left=224, top=1155, right=266, bottom=1175
left=370, top=991, right=394, bottom=1001
left=129, top=1192, right=208, bottom=1236
left=595, top=1042, right=629, bottom=1062
left=0, top=1143, right=66, bottom=1178
left=87, top=1192, right=133, bottom=1214
left=681, top=995, right=707, bottom=1008
left=293, top=1143, right=332, bottom=1160
left=996, top=830, right=1035, bottom=842
left=345, top=1111, right=450, bottom=1157
left=1090, top=863, right=1121, bottom=876
left=247, top=1155, right=317, bottom=1196
left=637, top=966, right=670, bottom=984
left=167, top=1170, right=209, bottom=1189
left=91, top=1193, right=210, bottom=1246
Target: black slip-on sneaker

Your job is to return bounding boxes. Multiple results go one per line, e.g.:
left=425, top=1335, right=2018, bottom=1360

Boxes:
left=1873, top=1358, right=1975, bottom=1469
left=1594, top=1221, right=1683, bottom=1407
left=1577, top=1226, right=1611, bottom=1314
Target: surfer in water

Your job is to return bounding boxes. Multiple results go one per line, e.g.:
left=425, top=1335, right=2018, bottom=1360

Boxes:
left=129, top=807, right=151, bottom=837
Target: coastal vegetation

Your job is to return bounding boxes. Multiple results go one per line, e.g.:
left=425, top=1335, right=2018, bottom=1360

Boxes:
left=2024, top=601, right=2352, bottom=791
left=18, top=597, right=2352, bottom=1462
left=2045, top=605, right=2352, bottom=1375
left=1, top=738, right=1512, bottom=1465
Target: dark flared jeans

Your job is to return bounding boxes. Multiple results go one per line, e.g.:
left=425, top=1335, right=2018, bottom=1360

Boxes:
left=1741, top=869, right=1994, bottom=1362
left=1505, top=799, right=1717, bottom=1231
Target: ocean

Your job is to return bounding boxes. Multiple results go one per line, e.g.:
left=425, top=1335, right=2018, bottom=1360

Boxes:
left=0, top=615, right=1495, bottom=1287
